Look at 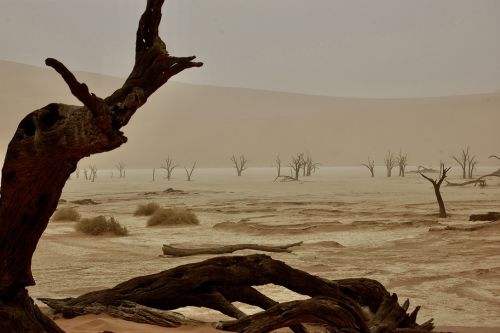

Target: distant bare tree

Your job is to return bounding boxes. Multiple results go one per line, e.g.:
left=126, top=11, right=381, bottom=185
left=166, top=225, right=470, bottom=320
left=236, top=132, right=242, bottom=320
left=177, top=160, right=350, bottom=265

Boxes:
left=184, top=162, right=196, bottom=181
left=304, top=154, right=319, bottom=176
left=88, top=165, right=98, bottom=182
left=396, top=150, right=408, bottom=177
left=231, top=154, right=248, bottom=176
left=161, top=156, right=178, bottom=180
left=116, top=161, right=126, bottom=178
left=362, top=157, right=375, bottom=177
left=289, top=153, right=305, bottom=181
left=275, top=154, right=282, bottom=178
left=467, top=156, right=477, bottom=179
left=452, top=146, right=470, bottom=179
left=152, top=168, right=156, bottom=182
left=384, top=151, right=397, bottom=177
left=419, top=164, right=451, bottom=218
left=83, top=168, right=89, bottom=181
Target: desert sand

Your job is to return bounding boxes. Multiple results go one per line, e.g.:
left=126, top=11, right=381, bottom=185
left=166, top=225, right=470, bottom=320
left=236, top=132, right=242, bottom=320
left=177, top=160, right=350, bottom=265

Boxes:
left=26, top=166, right=500, bottom=332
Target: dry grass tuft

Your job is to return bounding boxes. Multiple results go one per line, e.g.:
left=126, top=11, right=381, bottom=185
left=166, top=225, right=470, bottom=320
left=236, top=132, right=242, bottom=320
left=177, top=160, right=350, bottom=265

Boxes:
left=52, top=207, right=81, bottom=221
left=134, top=202, right=161, bottom=216
left=147, top=208, right=199, bottom=227
left=76, top=216, right=128, bottom=236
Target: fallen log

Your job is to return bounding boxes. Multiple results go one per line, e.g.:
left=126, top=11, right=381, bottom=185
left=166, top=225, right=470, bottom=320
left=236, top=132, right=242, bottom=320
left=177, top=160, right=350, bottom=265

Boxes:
left=161, top=242, right=303, bottom=257
left=446, top=170, right=500, bottom=187
left=469, top=212, right=500, bottom=222
left=40, top=254, right=432, bottom=333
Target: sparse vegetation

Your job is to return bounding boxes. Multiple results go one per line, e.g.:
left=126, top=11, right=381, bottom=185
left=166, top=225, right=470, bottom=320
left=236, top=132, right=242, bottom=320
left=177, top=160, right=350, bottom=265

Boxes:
left=76, top=216, right=128, bottom=236
left=161, top=156, right=178, bottom=180
left=134, top=202, right=161, bottom=216
left=147, top=208, right=199, bottom=227
left=52, top=207, right=81, bottom=221
left=452, top=146, right=471, bottom=179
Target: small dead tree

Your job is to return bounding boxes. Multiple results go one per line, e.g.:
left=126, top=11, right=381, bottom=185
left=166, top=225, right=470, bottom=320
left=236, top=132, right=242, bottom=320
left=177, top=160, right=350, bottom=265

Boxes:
left=88, top=165, right=98, bottom=182
left=83, top=168, right=89, bottom=180
left=419, top=164, right=451, bottom=218
left=184, top=162, right=196, bottom=181
left=384, top=151, right=397, bottom=177
left=452, top=146, right=470, bottom=179
left=304, top=154, right=319, bottom=176
left=467, top=156, right=477, bottom=179
left=152, top=168, right=156, bottom=182
left=275, top=154, right=281, bottom=178
left=396, top=150, right=408, bottom=177
left=116, top=161, right=126, bottom=178
left=231, top=155, right=248, bottom=176
left=161, top=156, right=178, bottom=180
left=288, top=153, right=305, bottom=181
left=362, top=157, right=375, bottom=177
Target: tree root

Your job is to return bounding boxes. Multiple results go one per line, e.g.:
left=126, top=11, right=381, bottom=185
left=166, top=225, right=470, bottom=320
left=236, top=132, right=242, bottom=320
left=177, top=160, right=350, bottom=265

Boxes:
left=161, top=242, right=302, bottom=257
left=40, top=254, right=433, bottom=333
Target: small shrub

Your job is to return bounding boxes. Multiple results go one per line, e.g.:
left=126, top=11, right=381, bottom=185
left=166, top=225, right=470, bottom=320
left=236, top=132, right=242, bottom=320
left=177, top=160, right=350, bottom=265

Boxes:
left=147, top=208, right=199, bottom=227
left=76, top=216, right=128, bottom=236
left=134, top=202, right=161, bottom=216
left=52, top=207, right=81, bottom=221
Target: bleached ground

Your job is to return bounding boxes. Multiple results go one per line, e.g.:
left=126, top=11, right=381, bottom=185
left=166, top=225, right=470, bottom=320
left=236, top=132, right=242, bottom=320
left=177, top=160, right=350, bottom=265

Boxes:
left=30, top=166, right=500, bottom=328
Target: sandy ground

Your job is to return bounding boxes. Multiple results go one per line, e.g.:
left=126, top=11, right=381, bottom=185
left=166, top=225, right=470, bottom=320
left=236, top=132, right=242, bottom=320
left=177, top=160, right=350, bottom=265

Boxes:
left=29, top=166, right=500, bottom=332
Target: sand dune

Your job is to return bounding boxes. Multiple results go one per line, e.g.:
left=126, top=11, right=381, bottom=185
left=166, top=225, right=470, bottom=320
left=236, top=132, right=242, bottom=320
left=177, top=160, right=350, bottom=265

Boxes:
left=1, top=60, right=500, bottom=168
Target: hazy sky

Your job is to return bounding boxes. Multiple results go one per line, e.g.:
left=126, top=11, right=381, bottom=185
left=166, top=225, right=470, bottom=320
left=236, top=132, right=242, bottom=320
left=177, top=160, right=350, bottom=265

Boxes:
left=1, top=0, right=500, bottom=97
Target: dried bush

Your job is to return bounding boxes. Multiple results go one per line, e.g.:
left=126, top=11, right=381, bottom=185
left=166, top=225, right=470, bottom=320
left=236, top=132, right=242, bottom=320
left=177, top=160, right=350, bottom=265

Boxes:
left=147, top=208, right=199, bottom=227
left=76, top=216, right=128, bottom=236
left=134, top=202, right=161, bottom=216
left=52, top=207, right=81, bottom=221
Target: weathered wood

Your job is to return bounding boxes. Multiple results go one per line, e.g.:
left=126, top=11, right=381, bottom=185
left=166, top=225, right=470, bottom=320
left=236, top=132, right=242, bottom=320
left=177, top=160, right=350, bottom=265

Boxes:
left=446, top=170, right=500, bottom=187
left=0, top=0, right=201, bottom=331
left=38, top=300, right=200, bottom=328
left=469, top=212, right=500, bottom=222
left=40, top=254, right=431, bottom=333
left=161, top=241, right=303, bottom=257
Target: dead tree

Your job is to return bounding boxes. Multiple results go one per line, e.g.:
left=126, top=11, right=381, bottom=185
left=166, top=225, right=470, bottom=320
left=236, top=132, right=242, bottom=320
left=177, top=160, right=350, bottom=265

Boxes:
left=489, top=155, right=500, bottom=161
left=83, top=168, right=89, bottom=180
left=452, top=146, right=470, bottom=179
left=397, top=150, right=408, bottom=177
left=40, top=254, right=433, bottom=333
left=304, top=154, right=319, bottom=176
left=152, top=168, right=156, bottom=182
left=362, top=157, right=375, bottom=177
left=419, top=166, right=451, bottom=218
left=275, top=154, right=281, bottom=178
left=289, top=153, right=305, bottom=181
left=88, top=164, right=98, bottom=182
left=384, top=151, right=397, bottom=177
left=466, top=156, right=477, bottom=179
left=231, top=154, right=248, bottom=176
left=0, top=1, right=201, bottom=331
left=161, top=156, right=178, bottom=180
left=116, top=161, right=126, bottom=178
left=184, top=162, right=196, bottom=181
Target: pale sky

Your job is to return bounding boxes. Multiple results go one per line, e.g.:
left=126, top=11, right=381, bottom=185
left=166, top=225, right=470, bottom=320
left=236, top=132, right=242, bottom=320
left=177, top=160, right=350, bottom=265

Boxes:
left=1, top=0, right=500, bottom=97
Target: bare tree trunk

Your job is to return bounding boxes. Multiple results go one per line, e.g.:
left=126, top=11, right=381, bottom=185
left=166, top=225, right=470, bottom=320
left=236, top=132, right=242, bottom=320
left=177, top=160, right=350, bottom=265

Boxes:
left=419, top=167, right=451, bottom=218
left=0, top=1, right=201, bottom=331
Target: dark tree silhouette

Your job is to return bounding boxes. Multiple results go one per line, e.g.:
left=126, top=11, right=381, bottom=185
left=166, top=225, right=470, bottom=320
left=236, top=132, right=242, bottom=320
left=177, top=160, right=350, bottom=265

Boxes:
left=419, top=165, right=451, bottom=218
left=396, top=150, right=408, bottom=177
left=184, top=162, right=196, bottom=181
left=0, top=1, right=202, bottom=331
left=161, top=156, right=178, bottom=180
left=362, top=157, right=375, bottom=177
left=452, top=146, right=470, bottom=179
left=288, top=153, right=305, bottom=181
left=384, top=151, right=397, bottom=177
left=231, top=154, right=248, bottom=176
